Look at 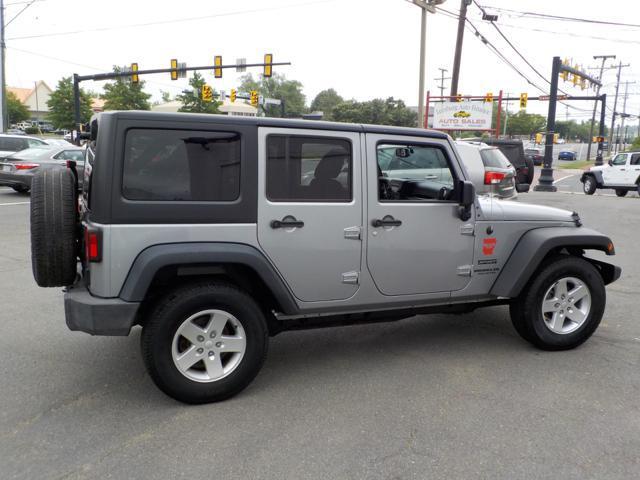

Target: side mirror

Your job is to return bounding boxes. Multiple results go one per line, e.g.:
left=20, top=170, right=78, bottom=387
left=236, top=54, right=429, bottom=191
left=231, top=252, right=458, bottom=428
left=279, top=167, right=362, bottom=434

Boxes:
left=608, top=160, right=613, bottom=166
left=459, top=180, right=475, bottom=207
left=458, top=180, right=475, bottom=221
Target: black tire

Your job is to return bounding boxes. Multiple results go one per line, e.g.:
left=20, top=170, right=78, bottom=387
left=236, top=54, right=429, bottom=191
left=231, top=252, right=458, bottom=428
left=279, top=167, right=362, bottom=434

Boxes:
left=12, top=185, right=29, bottom=193
left=141, top=282, right=269, bottom=404
left=510, top=255, right=605, bottom=351
left=583, top=176, right=597, bottom=195
left=30, top=168, right=78, bottom=287
left=524, top=156, right=535, bottom=185
left=615, top=189, right=628, bottom=197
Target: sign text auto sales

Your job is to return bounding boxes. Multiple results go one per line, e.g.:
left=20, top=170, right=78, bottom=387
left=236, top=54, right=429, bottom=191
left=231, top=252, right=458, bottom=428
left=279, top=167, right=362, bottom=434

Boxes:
left=432, top=101, right=493, bottom=130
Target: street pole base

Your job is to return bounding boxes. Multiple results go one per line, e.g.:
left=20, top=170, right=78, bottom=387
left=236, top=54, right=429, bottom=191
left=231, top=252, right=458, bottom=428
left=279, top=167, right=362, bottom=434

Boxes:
left=533, top=184, right=558, bottom=192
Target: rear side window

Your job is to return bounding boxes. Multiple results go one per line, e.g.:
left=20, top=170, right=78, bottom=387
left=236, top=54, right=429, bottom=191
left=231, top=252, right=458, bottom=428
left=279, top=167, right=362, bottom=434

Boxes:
left=631, top=154, right=640, bottom=165
left=122, top=129, right=241, bottom=201
left=266, top=135, right=352, bottom=202
left=0, top=137, right=25, bottom=151
left=480, top=148, right=510, bottom=168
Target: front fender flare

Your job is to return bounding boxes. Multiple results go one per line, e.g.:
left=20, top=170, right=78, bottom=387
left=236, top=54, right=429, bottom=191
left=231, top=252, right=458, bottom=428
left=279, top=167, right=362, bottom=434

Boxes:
left=580, top=170, right=604, bottom=186
left=490, top=227, right=617, bottom=298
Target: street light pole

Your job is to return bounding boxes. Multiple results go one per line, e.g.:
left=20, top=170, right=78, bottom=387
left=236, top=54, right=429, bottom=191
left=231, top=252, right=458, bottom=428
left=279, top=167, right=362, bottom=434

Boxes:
left=413, top=0, right=446, bottom=128
left=0, top=0, right=6, bottom=132
left=417, top=6, right=427, bottom=128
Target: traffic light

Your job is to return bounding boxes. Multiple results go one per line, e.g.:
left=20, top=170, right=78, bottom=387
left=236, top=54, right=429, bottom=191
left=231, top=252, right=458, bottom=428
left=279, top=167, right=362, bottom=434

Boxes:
left=250, top=90, right=259, bottom=107
left=572, top=65, right=580, bottom=86
left=456, top=94, right=463, bottom=102
left=484, top=92, right=493, bottom=103
left=131, top=63, right=139, bottom=84
left=553, top=133, right=559, bottom=144
left=201, top=84, right=213, bottom=102
left=535, top=133, right=543, bottom=144
left=214, top=56, right=222, bottom=78
left=230, top=89, right=237, bottom=103
left=519, top=93, right=528, bottom=109
left=264, top=53, right=273, bottom=78
left=170, top=59, right=178, bottom=80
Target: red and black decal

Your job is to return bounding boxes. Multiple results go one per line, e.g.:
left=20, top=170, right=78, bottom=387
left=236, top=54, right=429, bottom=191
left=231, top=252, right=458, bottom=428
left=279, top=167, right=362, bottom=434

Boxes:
left=482, top=237, right=497, bottom=256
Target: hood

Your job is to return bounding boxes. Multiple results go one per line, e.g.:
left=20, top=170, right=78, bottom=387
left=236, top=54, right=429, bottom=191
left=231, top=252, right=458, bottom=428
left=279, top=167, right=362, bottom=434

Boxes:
left=478, top=197, right=576, bottom=223
left=589, top=164, right=607, bottom=172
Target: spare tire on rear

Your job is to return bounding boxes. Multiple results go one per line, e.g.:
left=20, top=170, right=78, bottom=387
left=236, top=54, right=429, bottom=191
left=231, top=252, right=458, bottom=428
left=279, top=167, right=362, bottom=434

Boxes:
left=30, top=168, right=78, bottom=287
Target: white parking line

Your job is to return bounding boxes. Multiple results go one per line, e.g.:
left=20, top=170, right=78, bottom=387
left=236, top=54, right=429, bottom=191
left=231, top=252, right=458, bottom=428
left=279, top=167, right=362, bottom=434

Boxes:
left=0, top=201, right=30, bottom=206
left=553, top=173, right=577, bottom=184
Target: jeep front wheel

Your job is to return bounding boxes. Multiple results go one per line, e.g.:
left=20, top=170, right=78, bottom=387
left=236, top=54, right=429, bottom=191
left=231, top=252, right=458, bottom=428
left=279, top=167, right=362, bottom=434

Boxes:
left=141, top=282, right=269, bottom=404
left=510, top=255, right=605, bottom=351
left=583, top=176, right=596, bottom=195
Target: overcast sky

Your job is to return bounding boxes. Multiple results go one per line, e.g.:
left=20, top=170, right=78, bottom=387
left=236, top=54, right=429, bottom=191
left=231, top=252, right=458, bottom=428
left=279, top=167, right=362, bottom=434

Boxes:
left=5, top=0, right=640, bottom=124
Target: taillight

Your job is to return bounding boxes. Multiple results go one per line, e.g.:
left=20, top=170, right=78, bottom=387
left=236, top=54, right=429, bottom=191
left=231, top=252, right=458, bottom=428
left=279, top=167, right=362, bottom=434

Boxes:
left=84, top=227, right=102, bottom=262
left=13, top=162, right=40, bottom=170
left=484, top=171, right=506, bottom=185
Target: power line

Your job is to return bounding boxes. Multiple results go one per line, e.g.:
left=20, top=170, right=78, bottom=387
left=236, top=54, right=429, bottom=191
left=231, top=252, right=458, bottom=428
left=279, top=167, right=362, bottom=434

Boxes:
left=7, top=0, right=338, bottom=41
left=478, top=5, right=640, bottom=28
left=5, top=0, right=37, bottom=27
left=498, top=22, right=640, bottom=45
left=437, top=6, right=591, bottom=113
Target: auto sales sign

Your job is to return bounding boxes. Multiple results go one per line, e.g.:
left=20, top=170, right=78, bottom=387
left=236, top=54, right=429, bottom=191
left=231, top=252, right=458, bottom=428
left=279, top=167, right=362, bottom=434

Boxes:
left=432, top=101, right=493, bottom=130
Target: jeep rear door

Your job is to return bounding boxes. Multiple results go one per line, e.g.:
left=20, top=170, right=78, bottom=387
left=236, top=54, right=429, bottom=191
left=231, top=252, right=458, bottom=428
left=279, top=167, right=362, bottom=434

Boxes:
left=365, top=134, right=474, bottom=296
left=257, top=128, right=363, bottom=302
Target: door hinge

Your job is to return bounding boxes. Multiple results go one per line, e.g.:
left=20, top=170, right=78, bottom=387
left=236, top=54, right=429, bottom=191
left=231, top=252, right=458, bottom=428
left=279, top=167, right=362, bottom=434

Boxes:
left=457, top=265, right=473, bottom=276
left=344, top=226, right=361, bottom=240
left=342, top=271, right=360, bottom=284
left=460, top=224, right=475, bottom=236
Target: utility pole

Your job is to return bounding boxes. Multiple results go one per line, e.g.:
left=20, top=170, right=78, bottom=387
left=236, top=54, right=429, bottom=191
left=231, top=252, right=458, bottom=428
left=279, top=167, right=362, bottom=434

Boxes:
left=619, top=80, right=635, bottom=149
left=503, top=92, right=509, bottom=136
left=608, top=61, right=630, bottom=153
left=586, top=55, right=615, bottom=161
left=434, top=67, right=450, bottom=97
left=450, top=0, right=471, bottom=98
left=0, top=0, right=6, bottom=132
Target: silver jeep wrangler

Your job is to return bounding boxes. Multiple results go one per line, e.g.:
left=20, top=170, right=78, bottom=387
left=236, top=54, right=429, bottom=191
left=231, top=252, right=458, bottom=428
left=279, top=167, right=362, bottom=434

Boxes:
left=30, top=112, right=621, bottom=404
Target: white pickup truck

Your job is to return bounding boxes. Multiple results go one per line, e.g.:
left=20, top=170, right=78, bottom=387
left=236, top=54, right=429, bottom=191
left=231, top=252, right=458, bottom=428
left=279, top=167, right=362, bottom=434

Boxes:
left=581, top=151, right=640, bottom=197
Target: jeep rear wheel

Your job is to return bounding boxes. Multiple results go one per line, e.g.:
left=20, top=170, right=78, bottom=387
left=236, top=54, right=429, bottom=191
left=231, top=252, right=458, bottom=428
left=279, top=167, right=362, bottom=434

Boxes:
left=583, top=176, right=596, bottom=195
left=510, top=255, right=605, bottom=351
left=615, top=189, right=627, bottom=197
left=141, top=282, right=268, bottom=404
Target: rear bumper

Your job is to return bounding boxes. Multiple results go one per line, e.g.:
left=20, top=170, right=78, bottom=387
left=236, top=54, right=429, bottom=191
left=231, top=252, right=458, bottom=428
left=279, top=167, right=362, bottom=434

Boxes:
left=0, top=172, right=32, bottom=188
left=64, top=284, right=140, bottom=336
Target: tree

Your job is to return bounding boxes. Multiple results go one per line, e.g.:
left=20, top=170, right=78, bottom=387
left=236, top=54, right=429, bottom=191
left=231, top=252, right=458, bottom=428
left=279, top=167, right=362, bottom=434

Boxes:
left=331, top=97, right=417, bottom=127
left=160, top=90, right=173, bottom=103
left=505, top=111, right=546, bottom=137
left=176, top=72, right=221, bottom=114
left=47, top=77, right=94, bottom=130
left=310, top=88, right=343, bottom=120
left=7, top=91, right=30, bottom=125
left=239, top=73, right=306, bottom=118
left=101, top=66, right=151, bottom=111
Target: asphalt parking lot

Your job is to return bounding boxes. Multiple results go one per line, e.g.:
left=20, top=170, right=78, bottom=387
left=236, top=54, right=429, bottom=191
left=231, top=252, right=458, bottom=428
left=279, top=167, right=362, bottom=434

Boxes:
left=1, top=186, right=638, bottom=480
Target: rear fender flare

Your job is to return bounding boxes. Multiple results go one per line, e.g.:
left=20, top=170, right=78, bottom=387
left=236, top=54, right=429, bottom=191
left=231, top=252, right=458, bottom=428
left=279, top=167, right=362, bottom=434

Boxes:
left=118, top=242, right=299, bottom=314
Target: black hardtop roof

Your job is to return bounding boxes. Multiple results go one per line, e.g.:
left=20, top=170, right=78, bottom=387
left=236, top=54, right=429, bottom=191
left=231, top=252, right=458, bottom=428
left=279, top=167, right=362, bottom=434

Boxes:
left=97, top=110, right=449, bottom=140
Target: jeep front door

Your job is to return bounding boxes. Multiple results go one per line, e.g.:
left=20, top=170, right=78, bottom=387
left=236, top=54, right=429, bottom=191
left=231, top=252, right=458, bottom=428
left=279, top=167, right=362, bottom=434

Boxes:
left=257, top=128, right=362, bottom=303
left=365, top=134, right=474, bottom=296
left=604, top=153, right=627, bottom=185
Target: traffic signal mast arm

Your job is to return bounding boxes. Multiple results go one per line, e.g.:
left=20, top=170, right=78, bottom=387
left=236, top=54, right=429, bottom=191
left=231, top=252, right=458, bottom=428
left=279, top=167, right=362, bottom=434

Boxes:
left=75, top=60, right=290, bottom=82
left=559, top=64, right=602, bottom=89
